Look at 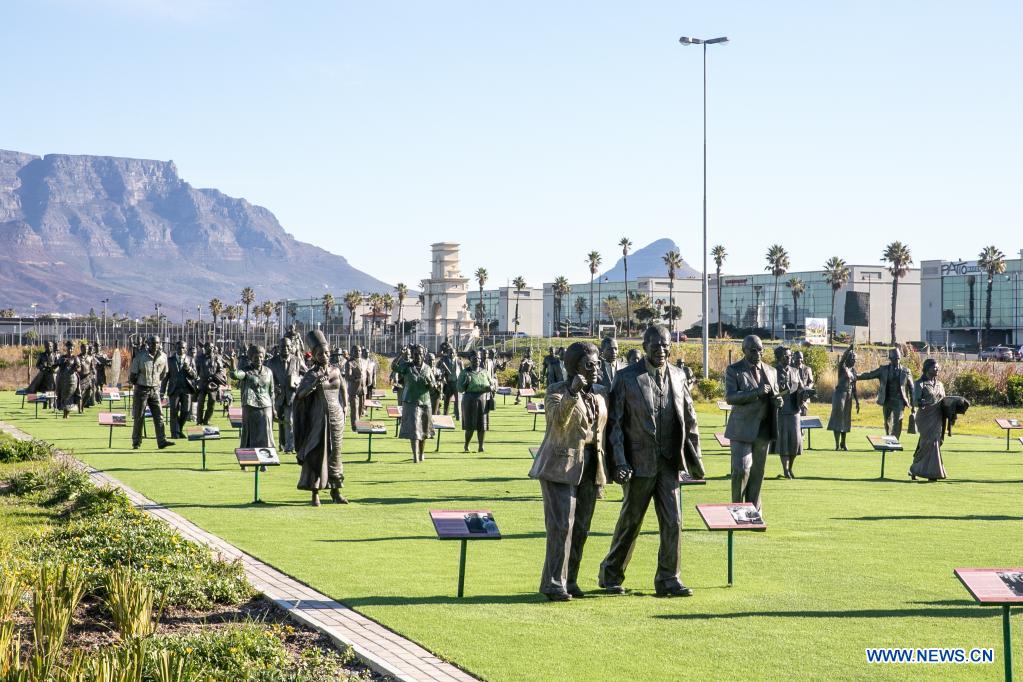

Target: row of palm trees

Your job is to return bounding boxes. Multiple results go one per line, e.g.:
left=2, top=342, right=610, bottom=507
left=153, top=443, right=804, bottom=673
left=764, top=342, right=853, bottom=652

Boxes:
left=206, top=293, right=279, bottom=338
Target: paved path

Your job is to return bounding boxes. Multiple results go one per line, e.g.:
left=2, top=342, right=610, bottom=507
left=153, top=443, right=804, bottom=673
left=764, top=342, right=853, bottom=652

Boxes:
left=0, top=421, right=479, bottom=682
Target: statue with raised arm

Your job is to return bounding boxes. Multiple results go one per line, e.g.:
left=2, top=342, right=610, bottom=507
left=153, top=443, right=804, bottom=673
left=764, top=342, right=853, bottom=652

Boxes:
left=267, top=336, right=306, bottom=453
left=857, top=347, right=914, bottom=438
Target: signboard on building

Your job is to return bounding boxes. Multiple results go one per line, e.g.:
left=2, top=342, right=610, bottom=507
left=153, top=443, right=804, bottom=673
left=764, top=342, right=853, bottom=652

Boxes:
left=844, top=291, right=870, bottom=327
left=805, top=318, right=828, bottom=345
left=722, top=278, right=749, bottom=287
left=940, top=260, right=982, bottom=277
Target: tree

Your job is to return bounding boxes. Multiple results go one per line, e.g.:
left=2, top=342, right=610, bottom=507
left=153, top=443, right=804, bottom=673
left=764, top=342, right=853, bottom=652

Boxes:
left=512, top=276, right=527, bottom=336
left=395, top=283, right=408, bottom=349
left=343, top=291, right=362, bottom=340
left=786, top=276, right=805, bottom=338
left=764, top=244, right=790, bottom=340
left=259, top=301, right=274, bottom=343
left=619, top=237, right=632, bottom=336
left=552, top=276, right=570, bottom=336
left=474, top=267, right=488, bottom=331
left=0, top=308, right=15, bottom=318
left=967, top=275, right=977, bottom=327
left=711, top=244, right=727, bottom=338
left=240, top=287, right=255, bottom=338
left=366, top=292, right=385, bottom=348
left=586, top=251, right=601, bottom=335
left=208, top=298, right=224, bottom=330
left=574, top=296, right=587, bottom=326
left=881, top=241, right=913, bottom=345
left=662, top=250, right=684, bottom=334
left=823, top=257, right=850, bottom=348
left=978, top=245, right=1007, bottom=348
left=322, top=293, right=336, bottom=326
left=225, top=305, right=239, bottom=326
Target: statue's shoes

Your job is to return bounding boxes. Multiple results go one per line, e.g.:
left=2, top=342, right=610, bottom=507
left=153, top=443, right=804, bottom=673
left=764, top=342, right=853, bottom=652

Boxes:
left=544, top=591, right=571, bottom=602
left=567, top=586, right=585, bottom=598
left=598, top=582, right=627, bottom=595
left=655, top=585, right=694, bottom=598
left=157, top=441, right=175, bottom=450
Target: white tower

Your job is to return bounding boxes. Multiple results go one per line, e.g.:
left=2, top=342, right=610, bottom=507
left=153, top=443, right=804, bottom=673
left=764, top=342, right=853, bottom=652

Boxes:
left=420, top=242, right=476, bottom=340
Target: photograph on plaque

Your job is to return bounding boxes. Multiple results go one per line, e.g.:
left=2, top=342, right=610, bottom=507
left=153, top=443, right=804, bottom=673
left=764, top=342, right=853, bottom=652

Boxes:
left=464, top=512, right=500, bottom=535
left=111, top=414, right=126, bottom=426
left=881, top=435, right=899, bottom=446
left=998, top=572, right=1023, bottom=597
left=236, top=447, right=280, bottom=466
left=727, top=505, right=764, bottom=525
left=1009, top=419, right=1022, bottom=428
left=188, top=425, right=221, bottom=441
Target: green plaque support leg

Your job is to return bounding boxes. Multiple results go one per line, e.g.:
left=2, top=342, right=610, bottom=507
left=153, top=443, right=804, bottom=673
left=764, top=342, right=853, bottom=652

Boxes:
left=457, top=539, right=467, bottom=598
left=880, top=451, right=886, bottom=479
left=201, top=440, right=207, bottom=471
left=108, top=425, right=113, bottom=449
left=1004, top=604, right=1013, bottom=682
left=727, top=530, right=734, bottom=586
left=253, top=467, right=260, bottom=504
left=1008, top=430, right=1012, bottom=452
left=533, top=414, right=539, bottom=431
left=436, top=430, right=442, bottom=452
left=367, top=433, right=373, bottom=462
left=34, top=402, right=39, bottom=419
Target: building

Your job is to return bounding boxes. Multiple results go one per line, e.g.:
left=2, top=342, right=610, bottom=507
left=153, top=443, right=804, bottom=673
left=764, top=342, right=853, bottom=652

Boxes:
left=709, top=265, right=921, bottom=344
left=541, top=276, right=703, bottom=336
left=920, top=255, right=1023, bottom=348
left=466, top=286, right=544, bottom=336
left=419, top=242, right=476, bottom=342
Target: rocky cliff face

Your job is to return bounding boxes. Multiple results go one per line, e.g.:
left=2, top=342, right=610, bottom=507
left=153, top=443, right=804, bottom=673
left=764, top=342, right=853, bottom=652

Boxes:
left=0, top=149, right=391, bottom=313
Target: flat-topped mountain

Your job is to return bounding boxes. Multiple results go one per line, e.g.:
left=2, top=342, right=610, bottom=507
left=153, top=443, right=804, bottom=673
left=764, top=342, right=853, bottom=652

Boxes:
left=0, top=149, right=392, bottom=314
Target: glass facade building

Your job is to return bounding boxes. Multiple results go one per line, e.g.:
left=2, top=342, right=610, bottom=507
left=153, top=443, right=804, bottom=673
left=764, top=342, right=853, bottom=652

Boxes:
left=921, top=258, right=1023, bottom=347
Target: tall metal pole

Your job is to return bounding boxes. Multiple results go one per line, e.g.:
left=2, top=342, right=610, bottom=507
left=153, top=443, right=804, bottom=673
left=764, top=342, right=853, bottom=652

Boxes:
left=701, top=42, right=710, bottom=379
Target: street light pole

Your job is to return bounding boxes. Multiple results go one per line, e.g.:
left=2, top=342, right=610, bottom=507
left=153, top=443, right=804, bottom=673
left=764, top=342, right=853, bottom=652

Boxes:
left=680, top=35, right=728, bottom=379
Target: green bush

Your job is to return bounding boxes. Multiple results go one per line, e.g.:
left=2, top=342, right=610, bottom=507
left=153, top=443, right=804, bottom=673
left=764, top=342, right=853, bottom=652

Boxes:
left=799, top=346, right=830, bottom=385
left=1007, top=375, right=1023, bottom=406
left=695, top=378, right=723, bottom=400
left=0, top=437, right=55, bottom=464
left=952, top=371, right=1001, bottom=405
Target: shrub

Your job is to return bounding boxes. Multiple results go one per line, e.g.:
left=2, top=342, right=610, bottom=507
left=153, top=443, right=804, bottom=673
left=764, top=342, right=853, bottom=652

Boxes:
left=695, top=378, right=722, bottom=401
left=799, top=346, right=830, bottom=386
left=952, top=371, right=1001, bottom=405
left=0, top=437, right=55, bottom=464
left=1007, top=375, right=1023, bottom=407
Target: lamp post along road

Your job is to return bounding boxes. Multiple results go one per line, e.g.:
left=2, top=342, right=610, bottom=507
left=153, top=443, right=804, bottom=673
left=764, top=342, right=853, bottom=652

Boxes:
left=680, top=34, right=728, bottom=380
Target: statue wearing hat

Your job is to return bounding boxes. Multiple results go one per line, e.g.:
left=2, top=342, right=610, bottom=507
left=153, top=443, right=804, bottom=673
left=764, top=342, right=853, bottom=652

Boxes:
left=294, top=329, right=349, bottom=506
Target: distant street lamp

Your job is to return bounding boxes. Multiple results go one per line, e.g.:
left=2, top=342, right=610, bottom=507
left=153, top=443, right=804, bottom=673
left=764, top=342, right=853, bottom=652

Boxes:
left=679, top=34, right=728, bottom=379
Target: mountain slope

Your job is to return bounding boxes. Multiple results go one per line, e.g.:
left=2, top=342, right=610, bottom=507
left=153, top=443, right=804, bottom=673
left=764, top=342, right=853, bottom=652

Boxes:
left=0, top=149, right=392, bottom=314
left=600, top=238, right=700, bottom=281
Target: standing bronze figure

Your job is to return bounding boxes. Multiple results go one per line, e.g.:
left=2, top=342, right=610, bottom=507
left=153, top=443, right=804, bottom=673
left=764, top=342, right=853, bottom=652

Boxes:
left=515, top=348, right=536, bottom=404
left=396, top=345, right=438, bottom=463
left=195, top=341, right=227, bottom=425
left=344, top=345, right=368, bottom=430
left=294, top=330, right=348, bottom=506
left=232, top=344, right=276, bottom=448
left=791, top=350, right=814, bottom=415
left=77, top=342, right=97, bottom=409
left=456, top=350, right=496, bottom=452
left=857, top=347, right=914, bottom=438
left=55, top=341, right=80, bottom=418
left=166, top=341, right=197, bottom=439
left=128, top=335, right=173, bottom=449
left=827, top=346, right=860, bottom=450
left=27, top=341, right=58, bottom=394
left=439, top=346, right=462, bottom=419
left=909, top=358, right=947, bottom=481
left=598, top=325, right=704, bottom=597
left=598, top=337, right=623, bottom=389
left=772, top=346, right=805, bottom=479
left=724, top=335, right=781, bottom=511
left=531, top=342, right=607, bottom=601
left=267, top=337, right=305, bottom=453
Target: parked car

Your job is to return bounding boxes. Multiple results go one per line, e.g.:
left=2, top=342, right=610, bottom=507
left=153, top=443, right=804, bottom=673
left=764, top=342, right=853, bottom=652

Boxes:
left=671, top=331, right=688, bottom=342
left=979, top=345, right=1015, bottom=361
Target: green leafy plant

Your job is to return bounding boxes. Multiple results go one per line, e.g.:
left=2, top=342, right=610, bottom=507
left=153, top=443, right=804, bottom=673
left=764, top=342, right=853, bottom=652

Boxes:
left=29, top=563, right=88, bottom=680
left=1006, top=375, right=1023, bottom=406
left=0, top=437, right=55, bottom=464
left=104, top=567, right=167, bottom=640
left=695, top=378, right=723, bottom=401
left=952, top=371, right=1001, bottom=405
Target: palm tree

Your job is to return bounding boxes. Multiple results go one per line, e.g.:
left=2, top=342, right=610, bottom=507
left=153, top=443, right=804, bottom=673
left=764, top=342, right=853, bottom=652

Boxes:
left=764, top=244, right=790, bottom=340
left=711, top=245, right=727, bottom=338
left=967, top=275, right=977, bottom=327
left=823, top=257, right=850, bottom=348
left=343, top=291, right=362, bottom=343
left=574, top=296, right=587, bottom=326
left=978, top=245, right=1007, bottom=348
left=619, top=237, right=632, bottom=336
left=586, top=251, right=602, bottom=335
left=321, top=293, right=335, bottom=328
left=553, top=276, right=570, bottom=336
left=662, top=250, right=684, bottom=334
left=365, top=293, right=384, bottom=349
left=474, top=267, right=488, bottom=331
left=208, top=298, right=224, bottom=332
left=225, top=305, right=239, bottom=329
left=881, top=241, right=913, bottom=345
left=395, top=282, right=408, bottom=349
left=240, top=287, right=255, bottom=338
left=786, top=276, right=805, bottom=339
left=511, top=276, right=527, bottom=336
left=259, top=301, right=274, bottom=343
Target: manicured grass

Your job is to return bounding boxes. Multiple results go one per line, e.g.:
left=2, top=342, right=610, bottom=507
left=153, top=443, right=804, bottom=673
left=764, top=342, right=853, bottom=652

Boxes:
left=3, top=392, right=1023, bottom=681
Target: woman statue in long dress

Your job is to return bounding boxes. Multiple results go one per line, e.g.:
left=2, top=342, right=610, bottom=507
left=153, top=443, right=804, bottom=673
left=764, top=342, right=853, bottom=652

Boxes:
left=396, top=344, right=439, bottom=463
left=294, top=330, right=349, bottom=507
left=232, top=344, right=275, bottom=449
left=827, top=346, right=859, bottom=451
left=457, top=350, right=497, bottom=453
left=773, top=346, right=804, bottom=479
left=909, top=358, right=947, bottom=481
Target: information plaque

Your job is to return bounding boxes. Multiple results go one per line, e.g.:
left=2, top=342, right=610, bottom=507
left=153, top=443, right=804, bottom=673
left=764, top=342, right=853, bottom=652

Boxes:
left=98, top=412, right=127, bottom=448
left=354, top=420, right=387, bottom=461
left=235, top=447, right=281, bottom=503
left=867, top=434, right=903, bottom=479
left=800, top=415, right=823, bottom=449
left=526, top=401, right=545, bottom=431
left=429, top=509, right=502, bottom=598
left=432, top=414, right=456, bottom=451
left=696, top=502, right=766, bottom=586
left=954, top=567, right=1023, bottom=681
left=187, top=425, right=221, bottom=470
left=228, top=407, right=244, bottom=429
left=386, top=405, right=402, bottom=436
left=995, top=418, right=1022, bottom=451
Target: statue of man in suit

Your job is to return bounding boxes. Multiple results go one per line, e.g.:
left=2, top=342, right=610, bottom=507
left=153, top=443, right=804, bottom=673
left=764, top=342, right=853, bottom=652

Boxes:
left=529, top=341, right=607, bottom=601
left=598, top=336, right=624, bottom=389
left=167, top=340, right=197, bottom=439
left=598, top=325, right=704, bottom=597
left=724, top=334, right=782, bottom=511
left=857, top=347, right=914, bottom=437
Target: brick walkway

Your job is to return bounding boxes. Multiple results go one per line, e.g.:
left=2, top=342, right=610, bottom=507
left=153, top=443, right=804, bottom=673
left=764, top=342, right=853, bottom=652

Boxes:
left=0, top=422, right=478, bottom=682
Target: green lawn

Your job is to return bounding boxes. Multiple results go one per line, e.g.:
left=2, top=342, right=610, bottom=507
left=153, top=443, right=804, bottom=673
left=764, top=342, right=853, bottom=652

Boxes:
left=3, top=392, right=1023, bottom=681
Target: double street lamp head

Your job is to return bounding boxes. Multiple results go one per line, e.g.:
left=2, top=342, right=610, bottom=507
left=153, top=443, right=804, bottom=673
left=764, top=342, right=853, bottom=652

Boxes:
left=679, top=36, right=729, bottom=45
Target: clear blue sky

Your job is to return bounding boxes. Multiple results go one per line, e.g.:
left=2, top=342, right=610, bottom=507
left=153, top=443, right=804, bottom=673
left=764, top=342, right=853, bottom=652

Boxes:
left=3, top=1, right=1021, bottom=290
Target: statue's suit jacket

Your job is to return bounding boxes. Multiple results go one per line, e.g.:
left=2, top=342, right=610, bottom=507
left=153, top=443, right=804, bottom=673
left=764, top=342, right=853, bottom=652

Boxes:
left=857, top=364, right=913, bottom=406
left=529, top=381, right=608, bottom=486
left=724, top=359, right=780, bottom=443
left=608, top=362, right=704, bottom=480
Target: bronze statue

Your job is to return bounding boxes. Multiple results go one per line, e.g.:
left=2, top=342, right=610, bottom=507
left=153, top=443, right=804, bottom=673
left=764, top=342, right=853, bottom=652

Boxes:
left=598, top=337, right=623, bottom=389
left=166, top=340, right=197, bottom=439
left=232, top=344, right=276, bottom=448
left=396, top=344, right=438, bottom=463
left=515, top=348, right=537, bottom=405
left=598, top=325, right=704, bottom=596
left=344, top=345, right=368, bottom=430
left=674, top=358, right=696, bottom=392
left=294, top=329, right=348, bottom=506
left=456, top=350, right=496, bottom=452
left=791, top=350, right=814, bottom=415
left=26, top=341, right=58, bottom=394
left=55, top=341, right=80, bottom=418
left=361, top=347, right=378, bottom=389
left=909, top=358, right=947, bottom=481
left=772, top=346, right=805, bottom=479
left=542, top=346, right=567, bottom=387
left=128, top=335, right=173, bottom=449
left=857, top=347, right=914, bottom=438
left=530, top=342, right=607, bottom=601
left=77, top=342, right=97, bottom=409
left=827, top=346, right=859, bottom=450
left=93, top=343, right=113, bottom=389
left=625, top=348, right=643, bottom=366
left=724, top=335, right=781, bottom=511
left=438, top=346, right=462, bottom=419
left=267, top=337, right=306, bottom=453
left=195, top=340, right=227, bottom=425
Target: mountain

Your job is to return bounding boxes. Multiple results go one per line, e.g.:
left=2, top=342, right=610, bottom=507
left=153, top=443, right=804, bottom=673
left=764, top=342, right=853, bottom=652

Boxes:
left=600, top=238, right=701, bottom=281
left=0, top=149, right=393, bottom=314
